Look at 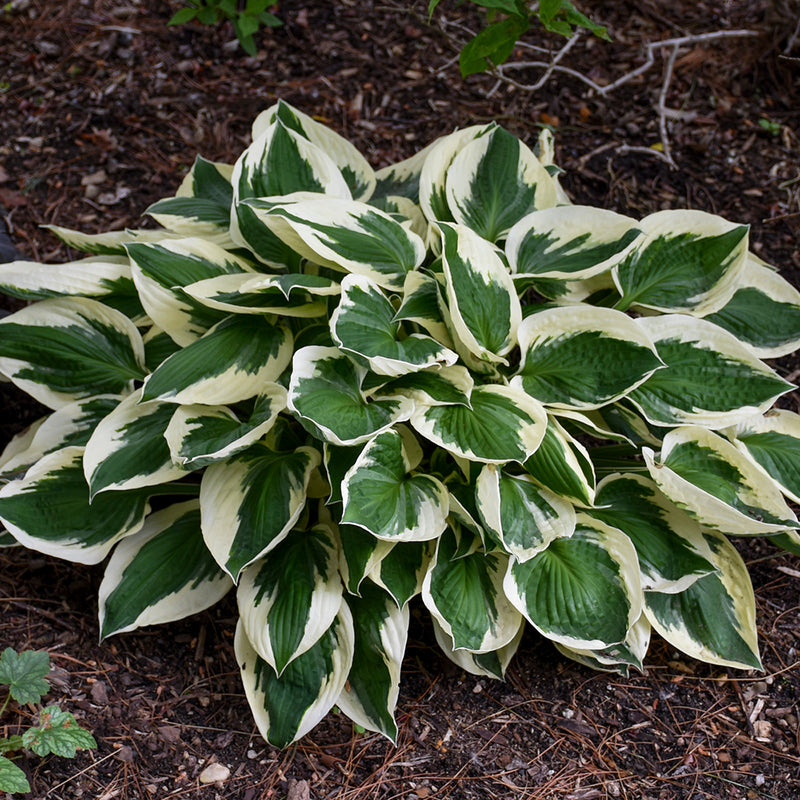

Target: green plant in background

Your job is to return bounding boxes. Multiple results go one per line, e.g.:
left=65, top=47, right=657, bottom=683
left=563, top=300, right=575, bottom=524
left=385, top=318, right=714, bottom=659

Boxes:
left=428, top=0, right=610, bottom=75
left=168, top=0, right=281, bottom=56
left=0, top=648, right=97, bottom=794
left=2, top=101, right=800, bottom=747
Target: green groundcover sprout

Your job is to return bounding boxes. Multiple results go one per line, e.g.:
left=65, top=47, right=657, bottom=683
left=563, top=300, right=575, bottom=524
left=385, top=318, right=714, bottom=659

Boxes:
left=0, top=648, right=96, bottom=794
left=1, top=101, right=800, bottom=747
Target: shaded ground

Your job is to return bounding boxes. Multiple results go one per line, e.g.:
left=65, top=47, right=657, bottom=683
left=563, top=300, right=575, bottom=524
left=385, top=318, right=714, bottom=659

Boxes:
left=1, top=1, right=799, bottom=798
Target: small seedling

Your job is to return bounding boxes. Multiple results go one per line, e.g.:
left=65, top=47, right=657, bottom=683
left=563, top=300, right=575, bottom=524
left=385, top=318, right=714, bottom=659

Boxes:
left=0, top=648, right=97, bottom=795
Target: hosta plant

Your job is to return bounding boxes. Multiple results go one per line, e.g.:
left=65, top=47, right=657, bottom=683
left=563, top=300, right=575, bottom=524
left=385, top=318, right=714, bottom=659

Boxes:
left=1, top=101, right=800, bottom=747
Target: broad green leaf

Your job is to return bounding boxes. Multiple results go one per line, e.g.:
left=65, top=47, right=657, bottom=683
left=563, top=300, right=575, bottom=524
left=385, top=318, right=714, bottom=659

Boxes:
left=393, top=269, right=454, bottom=347
left=729, top=409, right=800, bottom=504
left=554, top=612, right=650, bottom=676
left=252, top=100, right=376, bottom=201
left=644, top=426, right=799, bottom=536
left=379, top=364, right=473, bottom=409
left=184, top=271, right=339, bottom=317
left=126, top=237, right=253, bottom=345
left=522, top=415, right=595, bottom=505
left=513, top=305, right=662, bottom=409
left=341, top=429, right=449, bottom=542
left=22, top=706, right=97, bottom=757
left=630, top=315, right=793, bottom=428
left=0, top=446, right=149, bottom=564
left=0, top=395, right=120, bottom=479
left=98, top=500, right=233, bottom=638
left=235, top=609, right=354, bottom=747
left=200, top=444, right=320, bottom=579
left=338, top=522, right=394, bottom=595
left=476, top=464, right=576, bottom=562
left=237, top=525, right=342, bottom=673
left=83, top=390, right=189, bottom=497
left=0, top=255, right=134, bottom=301
left=589, top=474, right=715, bottom=592
left=0, top=756, right=29, bottom=794
left=242, top=196, right=425, bottom=291
left=410, top=384, right=547, bottom=464
left=0, top=648, right=50, bottom=704
left=423, top=527, right=523, bottom=653
left=174, top=155, right=234, bottom=206
left=613, top=210, right=749, bottom=313
left=506, top=205, right=639, bottom=282
left=288, top=346, right=414, bottom=446
left=644, top=532, right=761, bottom=670
left=459, top=14, right=529, bottom=76
left=165, top=386, right=286, bottom=469
left=337, top=582, right=409, bottom=741
left=431, top=615, right=524, bottom=679
left=702, top=254, right=800, bottom=358
left=0, top=297, right=145, bottom=409
left=419, top=124, right=494, bottom=223
left=445, top=125, right=557, bottom=241
left=439, top=222, right=521, bottom=362
left=504, top=515, right=642, bottom=649
left=370, top=539, right=434, bottom=607
left=331, top=274, right=457, bottom=376
left=141, top=315, right=292, bottom=405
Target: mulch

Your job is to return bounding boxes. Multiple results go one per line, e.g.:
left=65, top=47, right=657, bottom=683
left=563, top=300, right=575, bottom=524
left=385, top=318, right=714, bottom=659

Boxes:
left=1, top=1, right=799, bottom=798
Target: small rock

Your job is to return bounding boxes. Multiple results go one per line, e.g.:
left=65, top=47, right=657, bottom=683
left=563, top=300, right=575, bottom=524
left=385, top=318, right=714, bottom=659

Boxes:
left=114, top=745, right=135, bottom=763
left=287, top=778, right=310, bottom=800
left=198, top=762, right=230, bottom=784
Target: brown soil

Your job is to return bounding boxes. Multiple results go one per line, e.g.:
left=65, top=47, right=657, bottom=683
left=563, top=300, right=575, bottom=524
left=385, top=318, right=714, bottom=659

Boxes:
left=1, top=1, right=799, bottom=798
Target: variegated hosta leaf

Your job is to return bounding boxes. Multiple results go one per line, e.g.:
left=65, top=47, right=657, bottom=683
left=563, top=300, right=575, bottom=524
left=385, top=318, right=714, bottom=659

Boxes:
left=235, top=608, right=354, bottom=748
left=439, top=222, right=521, bottom=362
left=0, top=446, right=149, bottom=564
left=338, top=522, right=394, bottom=595
left=589, top=474, right=715, bottom=593
left=0, top=255, right=133, bottom=301
left=242, top=197, right=426, bottom=292
left=184, top=272, right=339, bottom=317
left=630, top=315, right=793, bottom=428
left=702, top=254, right=800, bottom=358
left=0, top=297, right=145, bottom=409
left=165, top=386, right=287, bottom=469
left=513, top=305, right=662, bottom=409
left=506, top=206, right=640, bottom=283
left=143, top=327, right=182, bottom=372
left=534, top=127, right=571, bottom=205
left=237, top=525, right=342, bottom=673
left=554, top=612, right=651, bottom=676
left=141, top=316, right=292, bottom=405
left=394, top=269, right=454, bottom=347
left=422, top=527, right=523, bottom=653
left=369, top=539, right=434, bottom=607
left=432, top=615, right=524, bottom=680
left=373, top=139, right=439, bottom=203
left=288, top=346, right=414, bottom=446
left=331, top=274, right=457, bottom=377
left=200, top=444, right=321, bottom=580
left=380, top=364, right=473, bottom=409
left=0, top=395, right=120, bottom=479
left=146, top=156, right=234, bottom=242
left=126, top=238, right=253, bottom=345
left=444, top=124, right=558, bottom=241
left=0, top=530, right=17, bottom=547
left=644, top=531, right=761, bottom=670
left=83, top=390, right=189, bottom=497
left=504, top=515, right=642, bottom=650
left=337, top=582, right=409, bottom=741
left=476, top=464, right=576, bottom=562
left=341, top=429, right=449, bottom=542
left=613, top=210, right=749, bottom=313
left=98, top=500, right=232, bottom=638
left=729, top=409, right=800, bottom=504
left=411, top=384, right=547, bottom=465
left=523, top=415, right=596, bottom=505
left=419, top=124, right=495, bottom=224
left=252, top=100, right=376, bottom=201
left=643, top=426, right=799, bottom=536
left=42, top=225, right=180, bottom=256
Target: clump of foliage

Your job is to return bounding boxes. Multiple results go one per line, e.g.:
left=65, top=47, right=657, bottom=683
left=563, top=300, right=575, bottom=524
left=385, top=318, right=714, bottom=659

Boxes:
left=2, top=101, right=800, bottom=747
left=0, top=648, right=97, bottom=794
left=428, top=0, right=610, bottom=75
left=168, top=0, right=281, bottom=56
